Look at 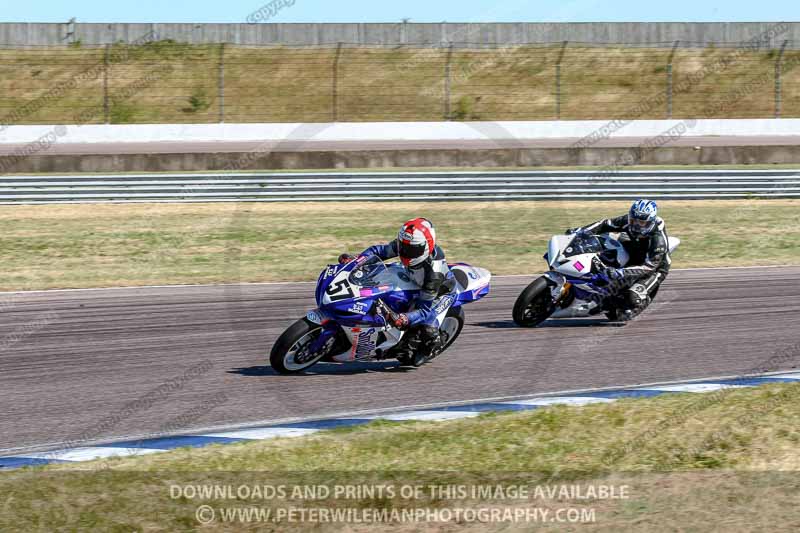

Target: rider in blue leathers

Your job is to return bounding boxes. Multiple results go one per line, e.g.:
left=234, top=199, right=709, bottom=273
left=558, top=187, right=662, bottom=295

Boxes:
left=339, top=218, right=455, bottom=365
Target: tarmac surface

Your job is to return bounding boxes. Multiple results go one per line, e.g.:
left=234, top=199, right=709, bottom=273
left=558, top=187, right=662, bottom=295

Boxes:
left=2, top=266, right=800, bottom=455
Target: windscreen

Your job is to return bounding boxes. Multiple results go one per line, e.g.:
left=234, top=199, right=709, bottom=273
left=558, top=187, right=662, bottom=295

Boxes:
left=347, top=255, right=388, bottom=287
left=563, top=233, right=603, bottom=257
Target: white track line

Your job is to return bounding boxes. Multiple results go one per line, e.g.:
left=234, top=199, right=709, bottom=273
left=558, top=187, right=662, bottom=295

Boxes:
left=360, top=411, right=481, bottom=422
left=200, top=428, right=319, bottom=440
left=634, top=383, right=750, bottom=393
left=22, top=447, right=163, bottom=462
left=500, top=397, right=614, bottom=407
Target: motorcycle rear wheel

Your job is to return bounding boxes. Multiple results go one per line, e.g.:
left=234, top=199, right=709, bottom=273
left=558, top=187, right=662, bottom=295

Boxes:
left=512, top=277, right=555, bottom=327
left=396, top=306, right=465, bottom=366
left=435, top=306, right=465, bottom=356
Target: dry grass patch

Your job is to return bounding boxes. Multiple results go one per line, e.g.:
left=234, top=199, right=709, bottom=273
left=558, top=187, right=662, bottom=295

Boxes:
left=1, top=199, right=799, bottom=290
left=1, top=43, right=798, bottom=124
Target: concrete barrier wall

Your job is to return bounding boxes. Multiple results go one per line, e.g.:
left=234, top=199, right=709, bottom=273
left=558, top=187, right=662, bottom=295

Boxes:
left=2, top=22, right=799, bottom=46
left=1, top=119, right=799, bottom=145
left=5, top=145, right=800, bottom=174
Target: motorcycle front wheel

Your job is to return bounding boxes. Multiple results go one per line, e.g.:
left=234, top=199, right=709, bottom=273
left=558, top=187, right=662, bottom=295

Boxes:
left=512, top=277, right=556, bottom=327
left=270, top=318, right=335, bottom=374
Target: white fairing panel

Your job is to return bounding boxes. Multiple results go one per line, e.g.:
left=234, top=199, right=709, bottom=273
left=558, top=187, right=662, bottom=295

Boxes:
left=449, top=264, right=492, bottom=292
left=604, top=233, right=630, bottom=267
left=548, top=233, right=630, bottom=270
left=668, top=236, right=681, bottom=253
left=550, top=301, right=601, bottom=318
left=554, top=253, right=595, bottom=277
left=332, top=326, right=404, bottom=362
left=548, top=235, right=573, bottom=268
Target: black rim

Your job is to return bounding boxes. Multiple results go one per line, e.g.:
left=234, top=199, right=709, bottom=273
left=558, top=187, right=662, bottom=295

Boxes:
left=522, top=294, right=552, bottom=323
left=291, top=330, right=325, bottom=364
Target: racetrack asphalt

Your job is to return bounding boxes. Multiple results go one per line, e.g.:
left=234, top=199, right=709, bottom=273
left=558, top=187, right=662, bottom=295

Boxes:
left=2, top=266, right=799, bottom=455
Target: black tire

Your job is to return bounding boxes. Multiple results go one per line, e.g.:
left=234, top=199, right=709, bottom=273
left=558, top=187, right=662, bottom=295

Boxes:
left=270, top=318, right=333, bottom=374
left=512, top=277, right=555, bottom=327
left=436, top=306, right=465, bottom=356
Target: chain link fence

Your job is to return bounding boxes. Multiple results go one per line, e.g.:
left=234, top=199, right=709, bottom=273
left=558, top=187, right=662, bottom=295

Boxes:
left=1, top=39, right=800, bottom=126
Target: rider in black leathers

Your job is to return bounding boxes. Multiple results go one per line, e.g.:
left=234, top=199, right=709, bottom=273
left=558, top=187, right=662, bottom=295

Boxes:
left=569, top=199, right=671, bottom=319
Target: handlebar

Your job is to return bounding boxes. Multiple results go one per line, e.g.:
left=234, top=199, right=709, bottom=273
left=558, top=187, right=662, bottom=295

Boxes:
left=374, top=299, right=399, bottom=324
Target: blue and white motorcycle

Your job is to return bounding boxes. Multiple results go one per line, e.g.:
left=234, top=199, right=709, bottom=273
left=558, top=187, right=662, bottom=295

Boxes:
left=270, top=255, right=491, bottom=374
left=512, top=231, right=680, bottom=326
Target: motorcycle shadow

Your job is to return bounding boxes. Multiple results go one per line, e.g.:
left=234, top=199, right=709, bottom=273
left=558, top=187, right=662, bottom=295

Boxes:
left=475, top=319, right=623, bottom=329
left=228, top=361, right=417, bottom=377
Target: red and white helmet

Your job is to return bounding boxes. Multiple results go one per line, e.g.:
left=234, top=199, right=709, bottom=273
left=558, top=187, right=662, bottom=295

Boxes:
left=397, top=218, right=436, bottom=267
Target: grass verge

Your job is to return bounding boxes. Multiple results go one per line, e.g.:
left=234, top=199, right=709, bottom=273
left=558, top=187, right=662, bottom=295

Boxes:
left=3, top=383, right=800, bottom=530
left=1, top=200, right=799, bottom=291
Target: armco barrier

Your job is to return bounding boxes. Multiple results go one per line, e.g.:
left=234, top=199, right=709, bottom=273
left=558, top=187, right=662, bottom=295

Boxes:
left=1, top=169, right=799, bottom=204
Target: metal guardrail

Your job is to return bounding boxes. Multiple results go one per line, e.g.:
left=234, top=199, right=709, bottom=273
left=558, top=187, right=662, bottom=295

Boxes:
left=1, top=170, right=799, bottom=204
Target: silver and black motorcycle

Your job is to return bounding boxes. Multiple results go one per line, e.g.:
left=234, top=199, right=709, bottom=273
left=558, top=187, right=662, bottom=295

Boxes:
left=512, top=231, right=680, bottom=327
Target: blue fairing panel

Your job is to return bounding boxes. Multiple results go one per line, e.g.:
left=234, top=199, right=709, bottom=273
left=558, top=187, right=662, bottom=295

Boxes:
left=315, top=264, right=341, bottom=307
left=457, top=284, right=489, bottom=304
left=456, top=283, right=490, bottom=304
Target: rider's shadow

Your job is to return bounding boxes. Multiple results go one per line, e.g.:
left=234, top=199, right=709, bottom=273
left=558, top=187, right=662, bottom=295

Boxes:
left=474, top=319, right=623, bottom=329
left=228, top=362, right=417, bottom=377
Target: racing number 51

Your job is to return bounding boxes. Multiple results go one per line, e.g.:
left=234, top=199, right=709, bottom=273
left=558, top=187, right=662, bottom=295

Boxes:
left=326, top=280, right=355, bottom=301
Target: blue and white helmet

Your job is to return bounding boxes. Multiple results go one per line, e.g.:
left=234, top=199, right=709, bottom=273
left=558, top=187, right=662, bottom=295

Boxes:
left=628, top=199, right=658, bottom=236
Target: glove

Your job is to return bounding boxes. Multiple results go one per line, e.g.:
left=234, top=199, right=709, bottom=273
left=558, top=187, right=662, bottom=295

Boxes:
left=392, top=313, right=410, bottom=330
left=603, top=267, right=625, bottom=283
left=338, top=253, right=355, bottom=264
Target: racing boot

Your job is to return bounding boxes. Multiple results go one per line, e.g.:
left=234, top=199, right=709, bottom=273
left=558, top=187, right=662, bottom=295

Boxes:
left=410, top=326, right=442, bottom=367
left=618, top=284, right=650, bottom=322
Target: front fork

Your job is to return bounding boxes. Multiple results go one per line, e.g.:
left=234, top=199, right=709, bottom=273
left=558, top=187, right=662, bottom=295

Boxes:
left=305, top=310, right=341, bottom=355
left=541, top=271, right=572, bottom=307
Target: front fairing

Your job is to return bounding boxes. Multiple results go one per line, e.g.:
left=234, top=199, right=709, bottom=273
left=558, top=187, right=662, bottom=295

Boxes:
left=546, top=233, right=626, bottom=302
left=315, top=263, right=342, bottom=308
left=314, top=256, right=416, bottom=327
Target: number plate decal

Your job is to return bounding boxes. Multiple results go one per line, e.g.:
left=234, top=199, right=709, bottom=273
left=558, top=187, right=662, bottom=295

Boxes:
left=326, top=279, right=355, bottom=301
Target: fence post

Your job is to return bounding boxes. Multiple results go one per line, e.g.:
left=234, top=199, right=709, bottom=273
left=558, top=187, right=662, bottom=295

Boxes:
left=775, top=40, right=788, bottom=118
left=666, top=40, right=679, bottom=119
left=332, top=42, right=343, bottom=122
left=443, top=43, right=454, bottom=120
left=555, top=41, right=568, bottom=120
left=103, top=44, right=110, bottom=124
left=218, top=43, right=225, bottom=123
